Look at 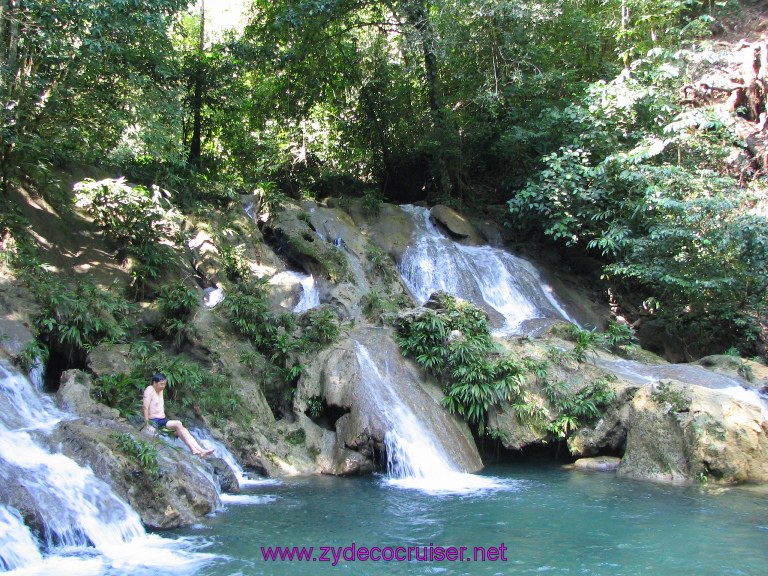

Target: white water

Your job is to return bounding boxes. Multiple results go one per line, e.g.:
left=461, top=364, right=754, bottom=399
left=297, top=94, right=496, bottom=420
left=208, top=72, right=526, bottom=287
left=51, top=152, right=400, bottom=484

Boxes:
left=291, top=273, right=320, bottom=313
left=0, top=363, right=215, bottom=574
left=202, top=286, right=225, bottom=309
left=0, top=506, right=42, bottom=571
left=191, top=427, right=280, bottom=490
left=353, top=342, right=507, bottom=495
left=398, top=205, right=575, bottom=335
left=219, top=494, right=277, bottom=506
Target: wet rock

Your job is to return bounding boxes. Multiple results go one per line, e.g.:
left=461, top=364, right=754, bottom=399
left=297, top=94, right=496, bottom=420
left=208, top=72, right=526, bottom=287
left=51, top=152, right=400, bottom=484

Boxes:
left=47, top=370, right=225, bottom=528
left=296, top=327, right=483, bottom=474
left=209, top=457, right=240, bottom=493
left=51, top=418, right=222, bottom=529
left=429, top=205, right=485, bottom=245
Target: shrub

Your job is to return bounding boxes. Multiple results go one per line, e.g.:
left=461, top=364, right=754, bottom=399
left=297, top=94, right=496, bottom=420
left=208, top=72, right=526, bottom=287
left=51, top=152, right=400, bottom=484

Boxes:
left=395, top=294, right=525, bottom=433
left=28, top=273, right=132, bottom=359
left=110, top=432, right=160, bottom=479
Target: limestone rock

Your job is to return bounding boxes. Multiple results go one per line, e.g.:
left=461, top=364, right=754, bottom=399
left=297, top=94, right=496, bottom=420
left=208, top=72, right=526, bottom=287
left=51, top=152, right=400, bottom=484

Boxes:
left=265, top=203, right=352, bottom=283
left=618, top=384, right=768, bottom=483
left=339, top=200, right=416, bottom=263
left=0, top=271, right=38, bottom=360
left=617, top=385, right=692, bottom=483
left=299, top=414, right=373, bottom=476
left=86, top=343, right=133, bottom=379
left=568, top=385, right=638, bottom=457
left=296, top=327, right=483, bottom=474
left=573, top=456, right=621, bottom=472
left=57, top=369, right=120, bottom=420
left=51, top=418, right=221, bottom=529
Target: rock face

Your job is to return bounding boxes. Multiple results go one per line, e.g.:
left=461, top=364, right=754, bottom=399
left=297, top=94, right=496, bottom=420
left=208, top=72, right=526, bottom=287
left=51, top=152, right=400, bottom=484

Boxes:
left=617, top=383, right=768, bottom=483
left=296, top=327, right=484, bottom=475
left=568, top=385, right=637, bottom=457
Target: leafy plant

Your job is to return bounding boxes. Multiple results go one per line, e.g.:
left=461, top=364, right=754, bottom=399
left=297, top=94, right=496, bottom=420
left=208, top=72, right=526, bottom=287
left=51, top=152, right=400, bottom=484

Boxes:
left=395, top=294, right=526, bottom=433
left=361, top=189, right=383, bottom=217
left=305, top=395, right=324, bottom=419
left=157, top=282, right=198, bottom=319
left=110, top=432, right=161, bottom=479
left=156, top=282, right=199, bottom=348
left=218, top=243, right=252, bottom=283
left=74, top=178, right=182, bottom=290
left=365, top=242, right=397, bottom=284
left=93, top=373, right=146, bottom=417
left=301, top=307, right=341, bottom=348
left=652, top=381, right=689, bottom=413
left=602, top=321, right=637, bottom=352
left=15, top=339, right=50, bottom=374
left=27, top=273, right=132, bottom=359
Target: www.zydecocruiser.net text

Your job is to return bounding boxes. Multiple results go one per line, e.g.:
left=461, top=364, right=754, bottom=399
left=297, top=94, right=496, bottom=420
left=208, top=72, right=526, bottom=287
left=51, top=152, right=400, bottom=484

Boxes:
left=260, top=543, right=509, bottom=566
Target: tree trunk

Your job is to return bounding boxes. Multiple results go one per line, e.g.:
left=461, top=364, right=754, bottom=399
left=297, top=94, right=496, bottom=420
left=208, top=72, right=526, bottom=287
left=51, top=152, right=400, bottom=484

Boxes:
left=187, top=0, right=205, bottom=168
left=398, top=0, right=456, bottom=199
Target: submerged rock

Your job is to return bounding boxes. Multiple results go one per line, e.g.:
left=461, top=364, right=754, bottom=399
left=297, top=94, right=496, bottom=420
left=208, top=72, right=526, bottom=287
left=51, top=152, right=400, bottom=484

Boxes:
left=573, top=456, right=621, bottom=472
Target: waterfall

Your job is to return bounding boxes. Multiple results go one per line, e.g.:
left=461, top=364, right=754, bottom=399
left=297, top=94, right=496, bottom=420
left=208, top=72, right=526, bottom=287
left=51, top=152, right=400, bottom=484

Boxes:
left=398, top=205, right=576, bottom=335
left=0, top=363, right=214, bottom=574
left=354, top=342, right=505, bottom=494
left=0, top=505, right=42, bottom=571
left=292, top=273, right=320, bottom=313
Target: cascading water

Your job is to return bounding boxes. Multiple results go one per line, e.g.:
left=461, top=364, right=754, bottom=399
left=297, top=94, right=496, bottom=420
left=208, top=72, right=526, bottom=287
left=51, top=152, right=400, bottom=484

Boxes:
left=0, top=363, right=214, bottom=574
left=353, top=342, right=507, bottom=494
left=291, top=273, right=320, bottom=313
left=191, top=427, right=279, bottom=506
left=398, top=205, right=575, bottom=335
left=0, top=505, right=42, bottom=571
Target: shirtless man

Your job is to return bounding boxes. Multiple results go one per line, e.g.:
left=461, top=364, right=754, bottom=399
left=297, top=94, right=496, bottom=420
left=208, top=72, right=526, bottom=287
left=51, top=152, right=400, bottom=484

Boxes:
left=142, top=373, right=214, bottom=457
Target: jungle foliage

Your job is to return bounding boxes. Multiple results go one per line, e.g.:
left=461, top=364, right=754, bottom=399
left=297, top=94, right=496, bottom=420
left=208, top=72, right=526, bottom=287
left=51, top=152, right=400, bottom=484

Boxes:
left=2, top=0, right=766, bottom=357
left=395, top=293, right=617, bottom=439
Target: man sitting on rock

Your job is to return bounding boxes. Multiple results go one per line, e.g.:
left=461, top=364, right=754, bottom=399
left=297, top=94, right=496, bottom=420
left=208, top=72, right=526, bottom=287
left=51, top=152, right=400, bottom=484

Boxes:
left=142, top=373, right=214, bottom=457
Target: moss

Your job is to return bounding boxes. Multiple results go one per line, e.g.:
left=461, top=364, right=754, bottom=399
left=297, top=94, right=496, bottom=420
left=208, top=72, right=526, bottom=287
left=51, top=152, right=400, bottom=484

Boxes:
left=284, top=428, right=306, bottom=446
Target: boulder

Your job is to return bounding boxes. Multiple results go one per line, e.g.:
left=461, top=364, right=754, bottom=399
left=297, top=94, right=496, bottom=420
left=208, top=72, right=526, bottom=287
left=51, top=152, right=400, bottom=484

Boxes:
left=429, top=205, right=485, bottom=245
left=618, top=383, right=768, bottom=483
left=568, top=385, right=638, bottom=457
left=56, top=369, right=121, bottom=420
left=49, top=370, right=224, bottom=528
left=573, top=456, right=621, bottom=472
left=86, top=343, right=133, bottom=380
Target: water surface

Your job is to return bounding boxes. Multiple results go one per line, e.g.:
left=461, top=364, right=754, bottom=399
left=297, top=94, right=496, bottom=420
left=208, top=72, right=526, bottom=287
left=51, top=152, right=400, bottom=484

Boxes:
left=174, top=465, right=768, bottom=575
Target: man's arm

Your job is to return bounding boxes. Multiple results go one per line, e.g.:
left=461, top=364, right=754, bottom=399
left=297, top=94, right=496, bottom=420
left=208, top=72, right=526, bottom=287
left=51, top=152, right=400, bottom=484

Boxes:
left=142, top=387, right=150, bottom=425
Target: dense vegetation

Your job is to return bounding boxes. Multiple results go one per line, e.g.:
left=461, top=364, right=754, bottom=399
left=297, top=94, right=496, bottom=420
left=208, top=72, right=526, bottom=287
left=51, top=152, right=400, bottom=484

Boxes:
left=2, top=0, right=766, bottom=360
